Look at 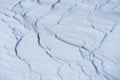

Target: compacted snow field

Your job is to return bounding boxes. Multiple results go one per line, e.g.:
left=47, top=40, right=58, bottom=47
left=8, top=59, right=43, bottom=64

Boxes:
left=0, top=0, right=120, bottom=80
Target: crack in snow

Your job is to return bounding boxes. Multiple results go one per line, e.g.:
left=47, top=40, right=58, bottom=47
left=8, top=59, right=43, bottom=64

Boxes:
left=51, top=0, right=61, bottom=9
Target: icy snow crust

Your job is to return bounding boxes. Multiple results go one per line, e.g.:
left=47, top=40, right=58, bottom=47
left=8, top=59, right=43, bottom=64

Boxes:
left=0, top=0, right=120, bottom=80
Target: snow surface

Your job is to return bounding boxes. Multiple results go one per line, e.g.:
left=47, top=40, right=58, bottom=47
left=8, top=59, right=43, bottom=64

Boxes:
left=0, top=0, right=120, bottom=80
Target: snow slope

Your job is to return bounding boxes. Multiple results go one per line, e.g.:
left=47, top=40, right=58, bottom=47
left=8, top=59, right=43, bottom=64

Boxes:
left=0, top=0, right=120, bottom=80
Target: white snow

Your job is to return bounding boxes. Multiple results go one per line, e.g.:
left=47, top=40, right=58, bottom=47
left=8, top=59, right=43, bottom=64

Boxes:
left=0, top=0, right=120, bottom=80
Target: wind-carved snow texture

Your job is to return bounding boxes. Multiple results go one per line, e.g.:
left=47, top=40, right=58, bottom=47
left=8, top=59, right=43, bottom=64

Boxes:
left=0, top=0, right=120, bottom=80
